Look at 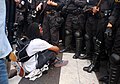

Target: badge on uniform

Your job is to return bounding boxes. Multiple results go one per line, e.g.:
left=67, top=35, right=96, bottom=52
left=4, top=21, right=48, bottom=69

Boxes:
left=115, top=0, right=120, bottom=2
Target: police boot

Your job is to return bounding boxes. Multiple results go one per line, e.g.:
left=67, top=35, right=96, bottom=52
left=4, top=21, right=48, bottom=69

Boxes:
left=60, top=35, right=72, bottom=53
left=109, top=53, right=120, bottom=84
left=83, top=62, right=100, bottom=73
left=83, top=55, right=100, bottom=73
left=84, top=38, right=101, bottom=72
left=73, top=38, right=83, bottom=59
left=83, top=63, right=94, bottom=73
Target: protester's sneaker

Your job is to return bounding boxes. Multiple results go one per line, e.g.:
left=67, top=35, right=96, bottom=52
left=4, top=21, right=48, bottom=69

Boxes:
left=9, top=51, right=18, bottom=62
left=11, top=61, right=25, bottom=77
left=54, top=60, right=68, bottom=67
left=25, top=69, right=42, bottom=79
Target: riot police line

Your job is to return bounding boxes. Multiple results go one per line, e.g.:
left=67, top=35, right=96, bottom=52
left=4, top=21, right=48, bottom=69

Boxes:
left=6, top=0, right=120, bottom=84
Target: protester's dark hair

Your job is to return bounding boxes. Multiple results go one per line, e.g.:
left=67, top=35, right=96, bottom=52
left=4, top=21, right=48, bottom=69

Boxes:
left=26, top=22, right=41, bottom=40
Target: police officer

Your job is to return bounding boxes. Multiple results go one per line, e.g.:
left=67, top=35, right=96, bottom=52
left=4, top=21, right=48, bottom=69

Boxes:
left=60, top=0, right=87, bottom=59
left=83, top=0, right=114, bottom=73
left=79, top=0, right=99, bottom=59
left=14, top=0, right=42, bottom=38
left=106, top=0, right=120, bottom=83
left=42, top=0, right=64, bottom=46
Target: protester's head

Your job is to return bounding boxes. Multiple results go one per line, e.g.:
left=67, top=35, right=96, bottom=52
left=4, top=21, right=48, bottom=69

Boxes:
left=26, top=22, right=42, bottom=40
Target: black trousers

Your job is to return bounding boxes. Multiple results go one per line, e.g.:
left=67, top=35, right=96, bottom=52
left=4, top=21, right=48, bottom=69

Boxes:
left=96, top=17, right=109, bottom=53
left=85, top=14, right=98, bottom=55
left=112, top=18, right=120, bottom=55
left=64, top=13, right=86, bottom=48
left=42, top=12, right=61, bottom=46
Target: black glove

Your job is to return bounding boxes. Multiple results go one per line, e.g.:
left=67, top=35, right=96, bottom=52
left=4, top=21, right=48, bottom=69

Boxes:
left=105, top=28, right=112, bottom=37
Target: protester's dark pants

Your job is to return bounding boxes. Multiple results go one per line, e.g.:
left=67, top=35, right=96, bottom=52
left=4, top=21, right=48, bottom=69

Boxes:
left=36, top=50, right=56, bottom=69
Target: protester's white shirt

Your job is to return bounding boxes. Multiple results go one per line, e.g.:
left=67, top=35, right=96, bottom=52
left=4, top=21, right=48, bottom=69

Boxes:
left=26, top=38, right=53, bottom=56
left=23, top=39, right=53, bottom=72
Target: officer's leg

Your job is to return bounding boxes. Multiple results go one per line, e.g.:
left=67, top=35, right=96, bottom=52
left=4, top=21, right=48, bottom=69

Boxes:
left=83, top=37, right=101, bottom=73
left=109, top=26, right=120, bottom=84
left=109, top=53, right=120, bottom=84
left=50, top=26, right=59, bottom=46
left=60, top=14, right=72, bottom=52
left=60, top=30, right=72, bottom=52
left=73, top=31, right=83, bottom=59
left=79, top=34, right=91, bottom=59
left=42, top=15, right=51, bottom=43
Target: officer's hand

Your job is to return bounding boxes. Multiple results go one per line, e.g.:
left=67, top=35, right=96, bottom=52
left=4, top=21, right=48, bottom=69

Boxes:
left=14, top=0, right=20, bottom=3
left=36, top=3, right=42, bottom=11
left=92, top=6, right=99, bottom=15
left=105, top=27, right=112, bottom=37
left=47, top=0, right=52, bottom=5
left=107, top=23, right=113, bottom=28
left=47, top=0, right=57, bottom=6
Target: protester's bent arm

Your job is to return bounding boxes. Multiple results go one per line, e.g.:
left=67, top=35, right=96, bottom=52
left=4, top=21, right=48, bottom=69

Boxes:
left=48, top=46, right=60, bottom=53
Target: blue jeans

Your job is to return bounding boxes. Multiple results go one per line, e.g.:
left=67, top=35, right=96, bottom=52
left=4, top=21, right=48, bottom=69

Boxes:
left=0, top=59, right=8, bottom=84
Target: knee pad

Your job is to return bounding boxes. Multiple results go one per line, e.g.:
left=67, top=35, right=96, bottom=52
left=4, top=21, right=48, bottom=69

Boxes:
left=65, top=30, right=71, bottom=35
left=110, top=53, right=120, bottom=65
left=85, top=34, right=90, bottom=41
left=74, top=31, right=81, bottom=38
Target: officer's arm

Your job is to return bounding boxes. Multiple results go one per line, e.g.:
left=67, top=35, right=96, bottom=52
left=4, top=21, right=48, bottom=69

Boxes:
left=47, top=0, right=58, bottom=6
left=47, top=0, right=64, bottom=8
left=109, top=2, right=120, bottom=26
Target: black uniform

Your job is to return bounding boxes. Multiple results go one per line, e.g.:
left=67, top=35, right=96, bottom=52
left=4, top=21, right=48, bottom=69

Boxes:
left=83, top=0, right=114, bottom=73
left=14, top=0, right=42, bottom=38
left=60, top=0, right=87, bottom=57
left=42, top=0, right=64, bottom=46
left=79, top=0, right=99, bottom=59
left=107, top=1, right=120, bottom=84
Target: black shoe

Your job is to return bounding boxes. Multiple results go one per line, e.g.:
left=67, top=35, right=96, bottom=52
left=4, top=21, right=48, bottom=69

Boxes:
left=83, top=64, right=94, bottom=73
left=83, top=63, right=99, bottom=73
left=79, top=54, right=91, bottom=59
left=73, top=55, right=79, bottom=59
